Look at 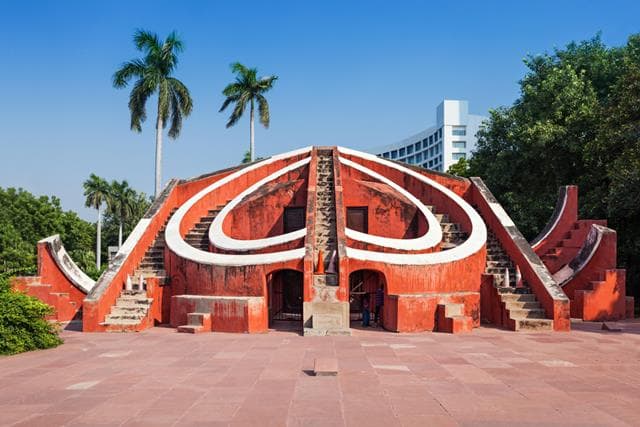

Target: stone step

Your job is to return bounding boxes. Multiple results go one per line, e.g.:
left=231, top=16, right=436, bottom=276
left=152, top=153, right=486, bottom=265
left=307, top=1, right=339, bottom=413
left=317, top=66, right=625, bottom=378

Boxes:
left=504, top=301, right=542, bottom=310
left=514, top=318, right=553, bottom=331
left=508, top=308, right=547, bottom=319
left=105, top=313, right=146, bottom=322
left=500, top=293, right=537, bottom=302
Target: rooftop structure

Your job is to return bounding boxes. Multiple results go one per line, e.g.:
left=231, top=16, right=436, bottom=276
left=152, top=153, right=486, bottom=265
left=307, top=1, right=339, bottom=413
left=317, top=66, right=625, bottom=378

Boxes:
left=369, top=100, right=486, bottom=172
left=14, top=146, right=632, bottom=335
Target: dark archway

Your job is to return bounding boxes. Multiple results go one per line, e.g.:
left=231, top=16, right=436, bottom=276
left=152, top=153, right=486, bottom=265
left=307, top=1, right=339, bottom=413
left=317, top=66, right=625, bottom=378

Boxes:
left=267, top=269, right=303, bottom=331
left=349, top=269, right=386, bottom=328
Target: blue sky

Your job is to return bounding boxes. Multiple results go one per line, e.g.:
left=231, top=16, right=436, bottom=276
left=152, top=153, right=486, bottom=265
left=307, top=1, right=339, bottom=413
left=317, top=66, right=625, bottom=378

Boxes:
left=1, top=1, right=638, bottom=220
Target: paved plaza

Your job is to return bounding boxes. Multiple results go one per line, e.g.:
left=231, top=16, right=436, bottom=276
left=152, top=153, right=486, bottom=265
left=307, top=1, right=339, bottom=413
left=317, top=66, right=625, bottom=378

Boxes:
left=1, top=321, right=640, bottom=426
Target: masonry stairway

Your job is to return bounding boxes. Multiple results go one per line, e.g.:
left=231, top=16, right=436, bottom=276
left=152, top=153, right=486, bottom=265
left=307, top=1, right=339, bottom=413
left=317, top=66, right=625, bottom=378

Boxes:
left=306, top=149, right=349, bottom=336
left=184, top=206, right=225, bottom=251
left=426, top=205, right=468, bottom=250
left=101, top=208, right=176, bottom=332
left=17, top=281, right=79, bottom=321
left=485, top=231, right=553, bottom=331
left=539, top=220, right=603, bottom=274
left=316, top=151, right=338, bottom=273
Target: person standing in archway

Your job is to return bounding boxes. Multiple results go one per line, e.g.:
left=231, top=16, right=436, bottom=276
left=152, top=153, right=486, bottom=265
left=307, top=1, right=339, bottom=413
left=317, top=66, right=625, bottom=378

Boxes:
left=362, top=296, right=371, bottom=327
left=375, top=287, right=384, bottom=327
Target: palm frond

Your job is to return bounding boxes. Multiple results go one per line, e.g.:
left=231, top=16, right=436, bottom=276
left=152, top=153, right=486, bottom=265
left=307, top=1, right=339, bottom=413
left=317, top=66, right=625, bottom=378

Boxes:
left=158, top=79, right=171, bottom=126
left=112, top=59, right=146, bottom=88
left=128, top=79, right=153, bottom=132
left=256, top=94, right=270, bottom=128
left=219, top=94, right=240, bottom=112
left=134, top=30, right=161, bottom=54
left=226, top=95, right=248, bottom=128
left=168, top=77, right=193, bottom=115
left=222, top=82, right=243, bottom=97
left=167, top=91, right=182, bottom=139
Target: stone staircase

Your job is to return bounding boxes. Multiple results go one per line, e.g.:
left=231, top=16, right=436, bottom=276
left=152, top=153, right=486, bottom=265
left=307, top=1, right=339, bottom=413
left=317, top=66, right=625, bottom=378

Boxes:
left=305, top=149, right=350, bottom=336
left=436, top=302, right=473, bottom=333
left=485, top=231, right=553, bottom=331
left=16, top=280, right=79, bottom=321
left=101, top=208, right=176, bottom=332
left=184, top=206, right=224, bottom=251
left=427, top=205, right=468, bottom=250
left=177, top=312, right=212, bottom=334
left=101, top=290, right=153, bottom=332
left=315, top=151, right=337, bottom=274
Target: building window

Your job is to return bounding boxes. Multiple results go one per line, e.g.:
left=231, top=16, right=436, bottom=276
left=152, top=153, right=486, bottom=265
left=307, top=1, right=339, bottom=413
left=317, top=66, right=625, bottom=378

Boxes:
left=382, top=152, right=390, bottom=159
left=452, top=126, right=466, bottom=136
left=429, top=147, right=434, bottom=157
left=438, top=128, right=443, bottom=139
left=452, top=140, right=466, bottom=149
left=435, top=145, right=440, bottom=154
left=452, top=153, right=466, bottom=161
left=422, top=138, right=428, bottom=146
left=422, top=162, right=429, bottom=168
left=406, top=155, right=414, bottom=164
left=399, top=147, right=406, bottom=157
left=414, top=141, right=421, bottom=151
left=391, top=150, right=398, bottom=159
left=407, top=145, right=414, bottom=155
left=415, top=153, right=422, bottom=162
left=429, top=135, right=433, bottom=144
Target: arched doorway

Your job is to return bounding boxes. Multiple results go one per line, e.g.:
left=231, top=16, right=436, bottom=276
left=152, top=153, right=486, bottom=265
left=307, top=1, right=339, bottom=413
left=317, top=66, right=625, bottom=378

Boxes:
left=267, top=269, right=303, bottom=331
left=349, top=270, right=386, bottom=328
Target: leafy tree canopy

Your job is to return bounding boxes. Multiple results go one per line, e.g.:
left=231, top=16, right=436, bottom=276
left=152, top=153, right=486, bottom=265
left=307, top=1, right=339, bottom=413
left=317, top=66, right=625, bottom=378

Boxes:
left=468, top=33, right=640, bottom=296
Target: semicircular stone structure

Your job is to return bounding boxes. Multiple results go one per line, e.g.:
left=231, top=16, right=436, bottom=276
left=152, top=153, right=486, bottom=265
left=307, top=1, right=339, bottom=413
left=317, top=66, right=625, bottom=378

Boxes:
left=69, top=146, right=576, bottom=334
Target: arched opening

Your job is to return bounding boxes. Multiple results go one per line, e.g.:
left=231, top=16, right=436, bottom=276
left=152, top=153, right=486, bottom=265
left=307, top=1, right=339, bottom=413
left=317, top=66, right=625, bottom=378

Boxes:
left=266, top=269, right=303, bottom=331
left=349, top=270, right=386, bottom=329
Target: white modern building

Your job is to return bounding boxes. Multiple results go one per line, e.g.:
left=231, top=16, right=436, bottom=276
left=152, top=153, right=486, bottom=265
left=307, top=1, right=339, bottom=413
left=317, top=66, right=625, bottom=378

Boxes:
left=369, top=100, right=486, bottom=172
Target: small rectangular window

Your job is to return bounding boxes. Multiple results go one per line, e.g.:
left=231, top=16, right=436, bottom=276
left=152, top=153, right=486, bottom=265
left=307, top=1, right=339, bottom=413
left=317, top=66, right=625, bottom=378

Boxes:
left=399, top=147, right=406, bottom=157
left=414, top=141, right=421, bottom=151
left=406, top=155, right=414, bottom=164
left=429, top=135, right=433, bottom=144
left=429, top=147, right=434, bottom=157
left=422, top=138, right=428, bottom=146
left=422, top=162, right=429, bottom=168
left=452, top=126, right=466, bottom=136
left=452, top=152, right=466, bottom=161
left=415, top=153, right=422, bottom=162
left=452, top=141, right=466, bottom=149
left=438, top=128, right=443, bottom=139
left=382, top=152, right=390, bottom=159
left=391, top=150, right=398, bottom=159
left=406, top=145, right=414, bottom=154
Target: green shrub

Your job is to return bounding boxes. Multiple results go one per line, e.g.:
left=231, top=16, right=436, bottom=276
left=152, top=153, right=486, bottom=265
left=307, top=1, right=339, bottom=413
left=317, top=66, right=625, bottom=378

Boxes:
left=0, top=276, right=62, bottom=355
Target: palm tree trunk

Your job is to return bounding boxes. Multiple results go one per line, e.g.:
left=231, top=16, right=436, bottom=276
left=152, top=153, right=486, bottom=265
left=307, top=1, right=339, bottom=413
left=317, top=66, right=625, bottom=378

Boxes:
left=250, top=99, right=255, bottom=162
left=96, top=205, right=102, bottom=269
left=155, top=111, right=164, bottom=199
left=118, top=221, right=123, bottom=248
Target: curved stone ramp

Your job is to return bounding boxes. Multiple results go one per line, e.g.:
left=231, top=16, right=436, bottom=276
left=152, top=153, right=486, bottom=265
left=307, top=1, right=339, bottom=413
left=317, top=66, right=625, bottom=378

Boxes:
left=470, top=177, right=570, bottom=331
left=552, top=224, right=632, bottom=321
left=531, top=186, right=577, bottom=252
left=338, top=157, right=442, bottom=252
left=38, top=235, right=95, bottom=293
left=12, top=234, right=95, bottom=322
left=337, top=147, right=486, bottom=265
left=165, top=147, right=312, bottom=266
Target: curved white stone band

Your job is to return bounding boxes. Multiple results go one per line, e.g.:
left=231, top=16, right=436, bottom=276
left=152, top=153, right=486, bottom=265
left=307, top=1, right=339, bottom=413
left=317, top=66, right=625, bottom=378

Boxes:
left=39, top=235, right=95, bottom=293
left=337, top=146, right=487, bottom=265
left=209, top=158, right=310, bottom=251
left=339, top=157, right=442, bottom=251
left=165, top=147, right=312, bottom=266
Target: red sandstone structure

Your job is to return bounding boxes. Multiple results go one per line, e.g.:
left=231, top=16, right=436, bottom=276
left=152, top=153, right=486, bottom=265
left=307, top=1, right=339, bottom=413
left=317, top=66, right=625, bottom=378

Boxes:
left=13, top=147, right=633, bottom=334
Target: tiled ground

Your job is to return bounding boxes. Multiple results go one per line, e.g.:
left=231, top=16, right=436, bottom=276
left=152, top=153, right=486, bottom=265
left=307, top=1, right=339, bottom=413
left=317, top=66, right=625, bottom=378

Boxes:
left=1, top=320, right=640, bottom=427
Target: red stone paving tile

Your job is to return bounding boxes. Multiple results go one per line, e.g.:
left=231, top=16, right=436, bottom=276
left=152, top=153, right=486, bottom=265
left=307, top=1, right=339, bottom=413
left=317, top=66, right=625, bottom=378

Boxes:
left=11, top=412, right=79, bottom=427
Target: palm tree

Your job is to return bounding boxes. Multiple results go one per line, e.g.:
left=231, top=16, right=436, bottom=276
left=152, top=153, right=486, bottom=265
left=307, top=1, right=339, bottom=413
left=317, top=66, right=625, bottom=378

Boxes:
left=220, top=63, right=278, bottom=162
left=113, top=30, right=193, bottom=198
left=108, top=180, right=136, bottom=248
left=83, top=174, right=110, bottom=269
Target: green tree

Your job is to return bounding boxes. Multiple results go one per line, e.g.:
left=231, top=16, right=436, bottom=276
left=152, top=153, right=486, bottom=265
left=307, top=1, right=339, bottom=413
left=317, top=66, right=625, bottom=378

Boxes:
left=0, top=187, right=94, bottom=276
left=113, top=30, right=193, bottom=198
left=220, top=62, right=278, bottom=163
left=468, top=33, right=640, bottom=299
left=107, top=180, right=136, bottom=248
left=446, top=157, right=470, bottom=177
left=83, top=174, right=110, bottom=269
